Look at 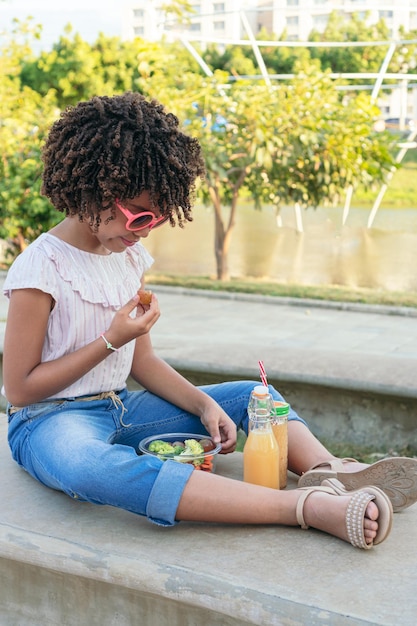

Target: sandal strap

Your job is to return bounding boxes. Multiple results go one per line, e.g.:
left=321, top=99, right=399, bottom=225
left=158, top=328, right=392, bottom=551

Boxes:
left=345, top=490, right=375, bottom=549
left=307, top=457, right=359, bottom=472
left=296, top=486, right=335, bottom=530
left=296, top=490, right=311, bottom=529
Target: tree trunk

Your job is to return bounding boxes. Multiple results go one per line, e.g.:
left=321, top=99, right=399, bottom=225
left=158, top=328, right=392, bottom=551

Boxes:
left=209, top=185, right=239, bottom=281
left=17, top=230, right=28, bottom=253
left=212, top=194, right=229, bottom=281
left=214, top=227, right=228, bottom=280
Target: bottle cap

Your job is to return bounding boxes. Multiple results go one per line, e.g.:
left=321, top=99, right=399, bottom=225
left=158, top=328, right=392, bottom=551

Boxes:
left=253, top=385, right=269, bottom=395
left=273, top=401, right=290, bottom=416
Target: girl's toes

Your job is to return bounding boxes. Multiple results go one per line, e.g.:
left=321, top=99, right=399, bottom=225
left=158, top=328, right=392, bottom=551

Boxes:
left=364, top=526, right=378, bottom=543
left=363, top=503, right=379, bottom=543
left=365, top=500, right=379, bottom=522
left=364, top=502, right=379, bottom=528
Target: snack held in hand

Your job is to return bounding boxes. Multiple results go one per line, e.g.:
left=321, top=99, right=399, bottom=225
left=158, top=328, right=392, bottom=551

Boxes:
left=137, top=289, right=152, bottom=305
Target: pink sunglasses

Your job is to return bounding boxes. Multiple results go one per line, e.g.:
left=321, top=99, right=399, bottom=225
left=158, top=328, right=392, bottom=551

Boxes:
left=115, top=199, right=169, bottom=232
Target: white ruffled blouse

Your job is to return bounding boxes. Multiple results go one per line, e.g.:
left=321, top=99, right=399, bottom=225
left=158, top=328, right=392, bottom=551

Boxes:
left=3, top=233, right=154, bottom=399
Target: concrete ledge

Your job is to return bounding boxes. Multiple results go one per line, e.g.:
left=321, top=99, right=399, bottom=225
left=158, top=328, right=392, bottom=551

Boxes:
left=142, top=370, right=417, bottom=452
left=149, top=285, right=417, bottom=318
left=1, top=417, right=417, bottom=625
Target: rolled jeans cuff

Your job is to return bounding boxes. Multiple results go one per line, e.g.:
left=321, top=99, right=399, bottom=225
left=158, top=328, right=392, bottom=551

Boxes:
left=146, top=459, right=195, bottom=526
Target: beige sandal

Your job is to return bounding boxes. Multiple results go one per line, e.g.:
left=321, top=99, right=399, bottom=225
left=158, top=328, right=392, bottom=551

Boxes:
left=297, top=456, right=417, bottom=512
left=296, top=479, right=393, bottom=549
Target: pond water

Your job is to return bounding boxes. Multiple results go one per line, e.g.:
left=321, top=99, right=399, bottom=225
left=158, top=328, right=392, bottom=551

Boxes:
left=143, top=204, right=417, bottom=292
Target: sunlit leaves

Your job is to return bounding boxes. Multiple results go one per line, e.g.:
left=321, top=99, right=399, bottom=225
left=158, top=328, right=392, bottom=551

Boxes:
left=135, top=60, right=396, bottom=278
left=0, top=24, right=60, bottom=255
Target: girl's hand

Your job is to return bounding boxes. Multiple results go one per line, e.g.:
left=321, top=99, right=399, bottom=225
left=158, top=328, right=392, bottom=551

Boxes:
left=105, top=293, right=160, bottom=349
left=199, top=403, right=237, bottom=455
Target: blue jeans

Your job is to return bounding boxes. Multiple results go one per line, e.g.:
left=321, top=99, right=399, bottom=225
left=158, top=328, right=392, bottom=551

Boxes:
left=7, top=381, right=306, bottom=526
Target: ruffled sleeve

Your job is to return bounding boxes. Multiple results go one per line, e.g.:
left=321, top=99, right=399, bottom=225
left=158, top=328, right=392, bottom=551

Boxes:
left=3, top=234, right=60, bottom=300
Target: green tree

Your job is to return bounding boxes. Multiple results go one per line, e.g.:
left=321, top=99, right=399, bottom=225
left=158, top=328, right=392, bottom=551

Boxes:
left=389, top=27, right=417, bottom=75
left=20, top=27, right=146, bottom=107
left=138, top=70, right=279, bottom=279
left=160, top=0, right=195, bottom=25
left=21, top=29, right=202, bottom=108
left=309, top=11, right=390, bottom=74
left=140, top=65, right=396, bottom=281
left=263, top=68, right=397, bottom=210
left=239, top=27, right=312, bottom=76
left=202, top=43, right=257, bottom=76
left=0, top=26, right=60, bottom=257
left=135, top=37, right=203, bottom=86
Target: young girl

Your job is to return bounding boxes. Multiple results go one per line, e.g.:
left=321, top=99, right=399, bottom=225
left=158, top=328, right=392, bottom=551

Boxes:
left=3, top=92, right=415, bottom=550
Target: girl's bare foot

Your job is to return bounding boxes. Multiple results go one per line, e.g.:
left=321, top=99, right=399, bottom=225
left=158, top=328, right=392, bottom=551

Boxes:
left=295, top=478, right=393, bottom=549
left=301, top=490, right=379, bottom=546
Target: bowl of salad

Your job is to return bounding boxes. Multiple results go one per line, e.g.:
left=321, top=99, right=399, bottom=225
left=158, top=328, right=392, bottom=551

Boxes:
left=138, top=433, right=221, bottom=473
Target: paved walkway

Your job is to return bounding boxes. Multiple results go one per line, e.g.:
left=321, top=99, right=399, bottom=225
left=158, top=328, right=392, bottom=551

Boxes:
left=146, top=285, right=417, bottom=399
left=1, top=279, right=417, bottom=398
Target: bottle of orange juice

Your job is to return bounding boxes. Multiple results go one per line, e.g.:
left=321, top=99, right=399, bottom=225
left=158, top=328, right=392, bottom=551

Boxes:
left=243, top=385, right=280, bottom=489
left=272, top=401, right=289, bottom=489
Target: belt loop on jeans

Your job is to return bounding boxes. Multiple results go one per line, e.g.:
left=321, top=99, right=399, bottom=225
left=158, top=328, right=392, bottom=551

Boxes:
left=9, top=405, right=22, bottom=415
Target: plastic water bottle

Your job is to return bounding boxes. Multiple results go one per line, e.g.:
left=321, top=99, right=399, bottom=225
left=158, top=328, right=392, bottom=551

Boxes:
left=272, top=401, right=289, bottom=489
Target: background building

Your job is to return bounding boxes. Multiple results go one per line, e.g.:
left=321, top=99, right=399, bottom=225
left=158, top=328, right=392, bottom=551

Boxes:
left=123, top=1, right=417, bottom=42
left=268, top=1, right=417, bottom=41
left=122, top=1, right=257, bottom=42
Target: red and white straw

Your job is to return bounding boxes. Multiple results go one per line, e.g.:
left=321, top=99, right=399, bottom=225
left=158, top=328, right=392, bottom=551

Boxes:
left=258, top=360, right=268, bottom=388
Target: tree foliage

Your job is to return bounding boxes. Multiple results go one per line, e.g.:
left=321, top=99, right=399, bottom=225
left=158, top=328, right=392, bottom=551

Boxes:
left=138, top=61, right=396, bottom=280
left=308, top=11, right=390, bottom=74
left=0, top=21, right=60, bottom=257
left=201, top=12, right=413, bottom=79
left=20, top=27, right=146, bottom=107
left=160, top=0, right=194, bottom=22
left=262, top=67, right=396, bottom=208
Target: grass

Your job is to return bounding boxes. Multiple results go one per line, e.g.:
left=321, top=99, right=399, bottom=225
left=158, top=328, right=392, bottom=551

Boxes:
left=235, top=431, right=417, bottom=461
left=146, top=273, right=417, bottom=309
left=354, top=153, right=417, bottom=208
left=308, top=440, right=417, bottom=463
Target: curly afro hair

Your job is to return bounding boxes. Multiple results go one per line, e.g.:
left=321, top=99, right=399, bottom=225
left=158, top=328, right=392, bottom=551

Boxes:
left=41, top=92, right=205, bottom=228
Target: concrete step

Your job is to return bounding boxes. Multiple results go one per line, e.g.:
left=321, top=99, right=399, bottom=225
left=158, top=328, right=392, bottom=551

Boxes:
left=1, top=418, right=417, bottom=625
